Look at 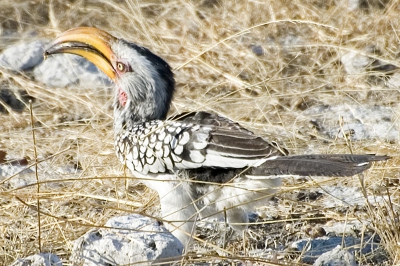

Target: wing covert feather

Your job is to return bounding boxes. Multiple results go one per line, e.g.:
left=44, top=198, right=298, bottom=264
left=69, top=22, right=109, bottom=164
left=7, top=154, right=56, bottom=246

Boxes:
left=174, top=111, right=283, bottom=168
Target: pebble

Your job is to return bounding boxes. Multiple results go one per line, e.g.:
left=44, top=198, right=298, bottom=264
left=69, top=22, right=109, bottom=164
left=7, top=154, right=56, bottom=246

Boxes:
left=34, top=53, right=111, bottom=88
left=0, top=40, right=49, bottom=71
left=70, top=214, right=183, bottom=265
left=304, top=104, right=398, bottom=141
left=10, top=253, right=62, bottom=266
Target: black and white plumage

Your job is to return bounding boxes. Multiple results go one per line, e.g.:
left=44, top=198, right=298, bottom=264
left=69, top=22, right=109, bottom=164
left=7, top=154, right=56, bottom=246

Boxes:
left=45, top=27, right=390, bottom=247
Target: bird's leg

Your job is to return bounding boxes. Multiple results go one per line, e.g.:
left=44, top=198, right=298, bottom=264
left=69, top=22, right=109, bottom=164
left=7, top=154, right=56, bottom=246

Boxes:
left=218, top=207, right=249, bottom=251
left=155, top=180, right=199, bottom=248
left=226, top=207, right=249, bottom=232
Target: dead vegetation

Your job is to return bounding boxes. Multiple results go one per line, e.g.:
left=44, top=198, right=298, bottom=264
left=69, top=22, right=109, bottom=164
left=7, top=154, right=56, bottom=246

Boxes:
left=0, top=0, right=399, bottom=265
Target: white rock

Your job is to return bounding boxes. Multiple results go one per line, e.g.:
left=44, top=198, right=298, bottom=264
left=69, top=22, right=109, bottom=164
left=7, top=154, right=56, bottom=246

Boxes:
left=304, top=104, right=398, bottom=141
left=71, top=214, right=183, bottom=265
left=0, top=40, right=49, bottom=71
left=341, top=51, right=372, bottom=75
left=0, top=162, right=35, bottom=189
left=347, top=0, right=361, bottom=11
left=279, top=33, right=303, bottom=47
left=314, top=245, right=356, bottom=266
left=292, top=236, right=379, bottom=264
left=0, top=164, right=33, bottom=179
left=10, top=253, right=62, bottom=266
left=323, top=221, right=363, bottom=236
left=387, top=72, right=400, bottom=88
left=34, top=54, right=111, bottom=88
left=321, top=186, right=387, bottom=208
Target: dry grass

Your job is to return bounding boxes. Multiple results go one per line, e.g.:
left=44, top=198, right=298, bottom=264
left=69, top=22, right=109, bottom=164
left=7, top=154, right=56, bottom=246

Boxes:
left=0, top=0, right=399, bottom=265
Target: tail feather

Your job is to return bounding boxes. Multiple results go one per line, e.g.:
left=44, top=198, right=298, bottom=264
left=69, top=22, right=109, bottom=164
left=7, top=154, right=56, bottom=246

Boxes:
left=252, top=154, right=390, bottom=177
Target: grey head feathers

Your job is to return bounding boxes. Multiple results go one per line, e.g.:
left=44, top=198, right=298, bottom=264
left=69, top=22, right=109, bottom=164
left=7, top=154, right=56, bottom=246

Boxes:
left=112, top=39, right=175, bottom=133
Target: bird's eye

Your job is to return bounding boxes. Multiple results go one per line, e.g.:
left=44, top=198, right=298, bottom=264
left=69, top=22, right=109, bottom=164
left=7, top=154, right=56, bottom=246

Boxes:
left=117, top=62, right=126, bottom=72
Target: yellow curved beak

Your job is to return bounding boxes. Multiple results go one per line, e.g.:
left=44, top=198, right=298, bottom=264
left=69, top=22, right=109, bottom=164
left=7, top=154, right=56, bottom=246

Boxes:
left=45, top=27, right=117, bottom=81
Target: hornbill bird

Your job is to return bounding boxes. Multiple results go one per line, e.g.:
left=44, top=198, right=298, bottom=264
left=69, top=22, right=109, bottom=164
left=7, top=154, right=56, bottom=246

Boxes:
left=45, top=27, right=389, bottom=247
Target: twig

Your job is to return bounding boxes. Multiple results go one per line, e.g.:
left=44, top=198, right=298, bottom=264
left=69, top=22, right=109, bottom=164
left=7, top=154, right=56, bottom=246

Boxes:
left=29, top=100, right=41, bottom=252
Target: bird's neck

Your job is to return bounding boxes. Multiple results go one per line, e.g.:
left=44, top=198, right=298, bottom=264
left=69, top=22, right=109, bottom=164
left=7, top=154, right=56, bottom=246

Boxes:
left=112, top=94, right=170, bottom=134
left=113, top=105, right=153, bottom=134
